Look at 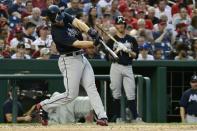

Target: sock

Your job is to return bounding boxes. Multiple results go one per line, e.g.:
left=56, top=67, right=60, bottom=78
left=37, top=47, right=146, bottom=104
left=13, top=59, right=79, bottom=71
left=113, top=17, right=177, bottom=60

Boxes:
left=112, top=99, right=120, bottom=121
left=127, top=100, right=139, bottom=119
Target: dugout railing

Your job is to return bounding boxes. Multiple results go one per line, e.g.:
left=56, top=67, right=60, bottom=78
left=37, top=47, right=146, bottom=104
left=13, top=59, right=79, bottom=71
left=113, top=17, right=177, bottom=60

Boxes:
left=0, top=74, right=151, bottom=123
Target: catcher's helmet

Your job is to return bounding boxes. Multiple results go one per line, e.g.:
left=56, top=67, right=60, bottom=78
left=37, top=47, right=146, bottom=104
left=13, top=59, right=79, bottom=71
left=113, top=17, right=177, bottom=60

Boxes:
left=47, top=5, right=63, bottom=23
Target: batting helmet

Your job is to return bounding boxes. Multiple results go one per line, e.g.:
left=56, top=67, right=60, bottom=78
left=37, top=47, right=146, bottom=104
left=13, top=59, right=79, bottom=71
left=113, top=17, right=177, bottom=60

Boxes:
left=47, top=5, right=63, bottom=23
left=115, top=16, right=126, bottom=28
left=115, top=16, right=126, bottom=24
left=190, top=74, right=197, bottom=82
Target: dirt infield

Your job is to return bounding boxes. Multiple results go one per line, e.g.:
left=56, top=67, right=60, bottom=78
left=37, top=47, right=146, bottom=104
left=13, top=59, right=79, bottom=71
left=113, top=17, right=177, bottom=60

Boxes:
left=0, top=123, right=197, bottom=131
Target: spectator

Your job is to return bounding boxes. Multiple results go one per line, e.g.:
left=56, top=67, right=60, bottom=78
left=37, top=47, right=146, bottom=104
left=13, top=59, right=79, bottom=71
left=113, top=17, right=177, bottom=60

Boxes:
left=180, top=74, right=197, bottom=123
left=155, top=0, right=172, bottom=24
left=0, top=40, right=5, bottom=59
left=84, top=46, right=101, bottom=59
left=136, top=10, right=153, bottom=30
left=32, top=0, right=47, bottom=10
left=53, top=0, right=67, bottom=11
left=153, top=48, right=163, bottom=60
left=191, top=9, right=197, bottom=17
left=188, top=16, right=197, bottom=39
left=153, top=13, right=175, bottom=33
left=172, top=6, right=191, bottom=27
left=3, top=87, right=35, bottom=123
left=145, top=6, right=160, bottom=25
left=65, top=0, right=83, bottom=17
left=86, top=6, right=97, bottom=28
left=33, top=25, right=53, bottom=51
left=48, top=94, right=94, bottom=124
left=174, top=44, right=193, bottom=61
left=24, top=7, right=45, bottom=26
left=191, top=39, right=197, bottom=60
left=97, top=0, right=112, bottom=9
left=175, top=22, right=190, bottom=47
left=137, top=44, right=154, bottom=60
left=11, top=44, right=31, bottom=59
left=124, top=9, right=137, bottom=30
left=0, top=4, right=9, bottom=19
left=41, top=0, right=54, bottom=17
left=109, top=0, right=121, bottom=20
left=21, top=0, right=33, bottom=18
left=83, top=0, right=103, bottom=18
left=136, top=19, right=154, bottom=43
left=10, top=26, right=25, bottom=49
left=102, top=7, right=113, bottom=29
left=49, top=42, right=59, bottom=59
left=23, top=22, right=36, bottom=41
left=153, top=20, right=175, bottom=59
left=8, top=0, right=26, bottom=15
left=36, top=47, right=51, bottom=60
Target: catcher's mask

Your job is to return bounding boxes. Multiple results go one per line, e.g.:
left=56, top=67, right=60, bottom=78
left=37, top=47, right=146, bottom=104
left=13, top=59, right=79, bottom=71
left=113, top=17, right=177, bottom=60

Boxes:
left=47, top=5, right=63, bottom=23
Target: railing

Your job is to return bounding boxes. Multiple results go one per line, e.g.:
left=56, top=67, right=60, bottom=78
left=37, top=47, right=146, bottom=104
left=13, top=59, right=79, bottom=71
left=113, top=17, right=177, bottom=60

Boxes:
left=0, top=74, right=151, bottom=123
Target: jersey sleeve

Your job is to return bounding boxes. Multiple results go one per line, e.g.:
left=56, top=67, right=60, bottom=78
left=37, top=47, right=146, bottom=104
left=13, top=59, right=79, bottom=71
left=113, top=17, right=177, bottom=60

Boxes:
left=3, top=102, right=12, bottom=115
left=180, top=92, right=189, bottom=108
left=131, top=37, right=139, bottom=59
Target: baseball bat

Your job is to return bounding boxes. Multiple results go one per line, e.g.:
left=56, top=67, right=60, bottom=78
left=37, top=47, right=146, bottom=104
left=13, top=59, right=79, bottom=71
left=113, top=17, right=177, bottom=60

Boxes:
left=96, top=25, right=119, bottom=44
left=96, top=25, right=133, bottom=57
left=99, top=39, right=119, bottom=60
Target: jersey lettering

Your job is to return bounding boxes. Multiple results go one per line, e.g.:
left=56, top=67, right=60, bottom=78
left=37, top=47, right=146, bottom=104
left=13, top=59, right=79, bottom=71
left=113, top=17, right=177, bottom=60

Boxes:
left=188, top=94, right=197, bottom=102
left=67, top=28, right=78, bottom=37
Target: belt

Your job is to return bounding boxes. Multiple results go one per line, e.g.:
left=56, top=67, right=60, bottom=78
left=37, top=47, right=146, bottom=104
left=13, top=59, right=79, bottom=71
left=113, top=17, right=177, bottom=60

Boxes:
left=61, top=50, right=84, bottom=57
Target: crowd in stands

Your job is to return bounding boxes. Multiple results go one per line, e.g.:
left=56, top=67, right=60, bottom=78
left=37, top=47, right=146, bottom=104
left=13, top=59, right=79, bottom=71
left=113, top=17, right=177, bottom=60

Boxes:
left=0, top=0, right=197, bottom=60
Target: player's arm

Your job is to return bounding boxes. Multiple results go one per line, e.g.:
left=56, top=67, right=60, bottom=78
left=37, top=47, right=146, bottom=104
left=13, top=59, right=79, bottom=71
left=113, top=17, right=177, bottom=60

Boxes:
left=180, top=107, right=186, bottom=122
left=63, top=12, right=90, bottom=33
left=72, top=18, right=90, bottom=33
left=73, top=40, right=94, bottom=48
left=23, top=105, right=35, bottom=116
left=5, top=113, right=32, bottom=123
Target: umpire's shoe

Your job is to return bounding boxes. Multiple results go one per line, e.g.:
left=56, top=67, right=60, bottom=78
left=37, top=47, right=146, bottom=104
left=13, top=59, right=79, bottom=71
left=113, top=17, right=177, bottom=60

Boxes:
left=35, top=104, right=48, bottom=126
left=96, top=118, right=108, bottom=126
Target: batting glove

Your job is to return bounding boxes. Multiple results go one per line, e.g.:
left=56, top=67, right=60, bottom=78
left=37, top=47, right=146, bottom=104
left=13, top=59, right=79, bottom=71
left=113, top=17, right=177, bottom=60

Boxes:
left=116, top=42, right=128, bottom=52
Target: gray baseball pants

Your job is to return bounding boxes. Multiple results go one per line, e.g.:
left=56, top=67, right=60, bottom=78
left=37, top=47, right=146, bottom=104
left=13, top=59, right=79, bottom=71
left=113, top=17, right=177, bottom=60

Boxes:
left=110, top=63, right=136, bottom=100
left=40, top=54, right=107, bottom=119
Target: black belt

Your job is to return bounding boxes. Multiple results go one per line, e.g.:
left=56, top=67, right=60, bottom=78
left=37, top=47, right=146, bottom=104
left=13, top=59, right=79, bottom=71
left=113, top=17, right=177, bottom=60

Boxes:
left=60, top=50, right=84, bottom=57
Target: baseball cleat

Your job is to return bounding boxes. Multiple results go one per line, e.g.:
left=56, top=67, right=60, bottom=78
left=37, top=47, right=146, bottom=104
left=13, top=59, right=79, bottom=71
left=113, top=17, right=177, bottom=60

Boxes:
left=35, top=103, right=48, bottom=126
left=96, top=118, right=108, bottom=126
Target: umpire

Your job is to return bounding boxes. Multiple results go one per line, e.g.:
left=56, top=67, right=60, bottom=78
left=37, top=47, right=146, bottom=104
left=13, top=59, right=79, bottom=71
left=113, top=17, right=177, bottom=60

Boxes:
left=107, top=16, right=141, bottom=122
left=35, top=5, right=108, bottom=126
left=180, top=74, right=197, bottom=123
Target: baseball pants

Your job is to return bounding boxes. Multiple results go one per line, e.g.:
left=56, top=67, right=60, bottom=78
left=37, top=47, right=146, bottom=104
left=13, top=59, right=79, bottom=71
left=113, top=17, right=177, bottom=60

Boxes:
left=110, top=63, right=136, bottom=100
left=40, top=54, right=107, bottom=119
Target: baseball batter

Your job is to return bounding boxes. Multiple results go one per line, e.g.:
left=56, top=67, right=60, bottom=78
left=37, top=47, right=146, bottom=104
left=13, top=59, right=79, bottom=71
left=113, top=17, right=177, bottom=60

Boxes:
left=35, top=5, right=108, bottom=126
left=107, top=16, right=141, bottom=122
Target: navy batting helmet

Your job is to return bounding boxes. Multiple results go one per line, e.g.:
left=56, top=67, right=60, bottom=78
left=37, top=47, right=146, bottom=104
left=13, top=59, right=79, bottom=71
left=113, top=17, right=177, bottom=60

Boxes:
left=191, top=74, right=197, bottom=82
left=47, top=5, right=63, bottom=23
